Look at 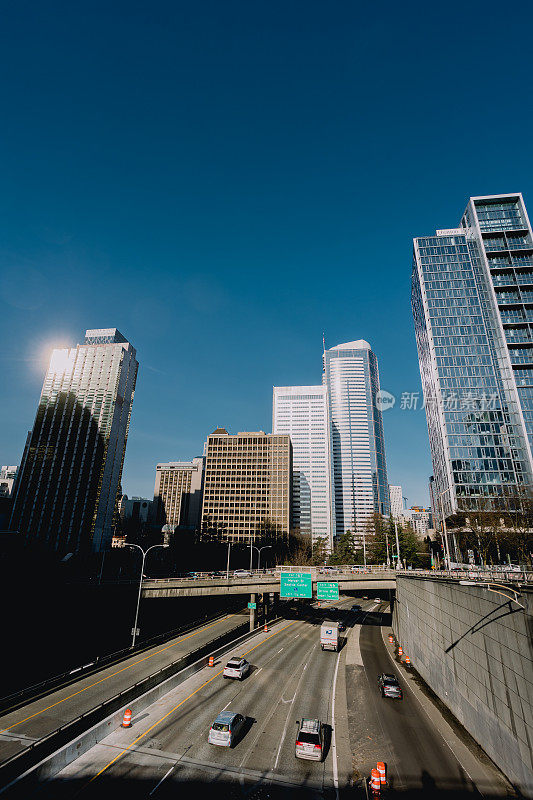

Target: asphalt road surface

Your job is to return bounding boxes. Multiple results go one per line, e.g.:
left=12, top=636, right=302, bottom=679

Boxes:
left=5, top=598, right=515, bottom=800
left=0, top=611, right=248, bottom=765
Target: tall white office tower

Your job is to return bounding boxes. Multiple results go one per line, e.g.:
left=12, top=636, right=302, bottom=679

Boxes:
left=273, top=386, right=333, bottom=550
left=10, top=329, right=138, bottom=554
left=389, top=485, right=404, bottom=519
left=323, top=341, right=390, bottom=543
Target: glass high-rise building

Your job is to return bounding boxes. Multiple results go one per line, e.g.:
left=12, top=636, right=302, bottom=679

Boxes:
left=272, top=385, right=334, bottom=550
left=412, top=194, right=533, bottom=522
left=323, top=340, right=390, bottom=542
left=10, top=329, right=138, bottom=554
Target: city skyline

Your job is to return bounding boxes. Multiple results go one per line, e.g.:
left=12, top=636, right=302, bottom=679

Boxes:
left=2, top=4, right=532, bottom=511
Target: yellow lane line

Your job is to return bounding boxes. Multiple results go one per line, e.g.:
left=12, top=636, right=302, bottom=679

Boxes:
left=0, top=614, right=237, bottom=734
left=78, top=620, right=299, bottom=792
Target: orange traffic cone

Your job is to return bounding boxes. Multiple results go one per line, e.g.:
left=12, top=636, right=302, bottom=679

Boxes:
left=208, top=655, right=214, bottom=667
left=121, top=709, right=132, bottom=728
left=405, top=656, right=411, bottom=666
left=264, top=623, right=268, bottom=632
left=370, top=768, right=381, bottom=794
left=398, top=646, right=403, bottom=656
left=388, top=634, right=393, bottom=643
left=377, top=762, right=386, bottom=785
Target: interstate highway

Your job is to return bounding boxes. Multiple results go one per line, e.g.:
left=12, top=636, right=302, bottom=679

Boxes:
left=0, top=611, right=248, bottom=766
left=14, top=598, right=513, bottom=799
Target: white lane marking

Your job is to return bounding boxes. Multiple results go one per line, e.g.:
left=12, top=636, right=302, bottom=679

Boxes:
left=273, top=662, right=308, bottom=769
left=293, top=634, right=300, bottom=639
left=251, top=667, right=263, bottom=678
left=331, top=636, right=342, bottom=800
left=277, top=648, right=284, bottom=653
left=221, top=700, right=232, bottom=711
left=148, top=764, right=175, bottom=796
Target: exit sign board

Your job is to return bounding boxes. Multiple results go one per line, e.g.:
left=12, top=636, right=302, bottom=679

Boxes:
left=317, top=581, right=339, bottom=600
left=280, top=571, right=312, bottom=599
left=247, top=602, right=257, bottom=609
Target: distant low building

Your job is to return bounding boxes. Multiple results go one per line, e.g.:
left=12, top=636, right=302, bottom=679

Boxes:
left=0, top=466, right=18, bottom=498
left=119, top=495, right=154, bottom=524
left=401, top=506, right=433, bottom=539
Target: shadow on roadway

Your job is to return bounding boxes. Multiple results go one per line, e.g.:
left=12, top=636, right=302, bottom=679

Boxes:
left=16, top=773, right=517, bottom=799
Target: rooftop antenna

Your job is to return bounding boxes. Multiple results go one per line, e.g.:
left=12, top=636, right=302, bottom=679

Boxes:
left=322, top=331, right=326, bottom=353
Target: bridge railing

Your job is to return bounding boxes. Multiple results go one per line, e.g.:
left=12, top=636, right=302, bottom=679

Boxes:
left=140, top=564, right=395, bottom=583
left=396, top=568, right=533, bottom=584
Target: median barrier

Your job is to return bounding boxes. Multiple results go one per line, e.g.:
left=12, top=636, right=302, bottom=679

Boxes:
left=0, top=617, right=282, bottom=796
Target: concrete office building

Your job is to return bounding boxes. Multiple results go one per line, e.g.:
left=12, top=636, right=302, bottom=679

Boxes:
left=201, top=429, right=291, bottom=543
left=401, top=507, right=432, bottom=539
left=153, top=458, right=204, bottom=532
left=413, top=194, right=533, bottom=520
left=10, top=329, right=138, bottom=553
left=119, top=495, right=155, bottom=524
left=272, top=385, right=333, bottom=550
left=323, top=341, right=390, bottom=543
left=389, top=484, right=404, bottom=519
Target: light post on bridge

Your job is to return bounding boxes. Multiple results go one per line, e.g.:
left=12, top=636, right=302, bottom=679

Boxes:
left=251, top=545, right=272, bottom=570
left=226, top=540, right=231, bottom=580
left=126, top=543, right=169, bottom=648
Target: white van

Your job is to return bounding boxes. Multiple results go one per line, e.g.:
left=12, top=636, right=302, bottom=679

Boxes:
left=320, top=621, right=339, bottom=651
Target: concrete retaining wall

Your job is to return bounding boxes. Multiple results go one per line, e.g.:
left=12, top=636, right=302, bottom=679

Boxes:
left=392, top=576, right=533, bottom=796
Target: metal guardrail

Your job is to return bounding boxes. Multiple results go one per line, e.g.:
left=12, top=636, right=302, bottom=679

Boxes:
left=0, top=616, right=280, bottom=790
left=71, top=564, right=394, bottom=586
left=0, top=603, right=242, bottom=715
left=396, top=568, right=533, bottom=584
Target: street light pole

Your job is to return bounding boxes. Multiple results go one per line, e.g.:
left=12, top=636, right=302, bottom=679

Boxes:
left=257, top=545, right=272, bottom=570
left=127, top=543, right=168, bottom=648
left=226, top=540, right=231, bottom=579
left=437, top=489, right=452, bottom=570
left=393, top=520, right=401, bottom=569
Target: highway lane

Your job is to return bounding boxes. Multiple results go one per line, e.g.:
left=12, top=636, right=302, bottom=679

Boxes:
left=31, top=597, right=362, bottom=799
left=6, top=596, right=513, bottom=799
left=347, top=603, right=513, bottom=798
left=0, top=611, right=249, bottom=765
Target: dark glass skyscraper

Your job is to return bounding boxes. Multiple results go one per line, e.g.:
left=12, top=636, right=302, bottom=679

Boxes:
left=412, top=194, right=533, bottom=522
left=10, top=329, right=138, bottom=554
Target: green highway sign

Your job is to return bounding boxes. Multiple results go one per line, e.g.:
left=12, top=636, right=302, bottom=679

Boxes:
left=247, top=602, right=257, bottom=609
left=317, top=581, right=339, bottom=600
left=280, top=571, right=312, bottom=599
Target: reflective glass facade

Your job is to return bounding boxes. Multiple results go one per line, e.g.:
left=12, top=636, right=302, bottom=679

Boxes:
left=323, top=341, right=390, bottom=542
left=10, top=329, right=138, bottom=553
left=413, top=195, right=533, bottom=520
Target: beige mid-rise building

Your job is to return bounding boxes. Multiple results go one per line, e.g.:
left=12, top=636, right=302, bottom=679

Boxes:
left=201, top=428, right=291, bottom=543
left=154, top=458, right=204, bottom=531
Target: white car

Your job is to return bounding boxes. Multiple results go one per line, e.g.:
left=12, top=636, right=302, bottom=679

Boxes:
left=223, top=656, right=250, bottom=680
left=233, top=569, right=252, bottom=577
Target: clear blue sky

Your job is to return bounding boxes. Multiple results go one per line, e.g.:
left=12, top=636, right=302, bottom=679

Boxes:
left=1, top=0, right=532, bottom=506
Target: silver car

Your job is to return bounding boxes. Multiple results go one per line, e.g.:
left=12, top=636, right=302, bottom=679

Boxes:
left=208, top=711, right=246, bottom=747
left=295, top=718, right=324, bottom=761
left=223, top=656, right=250, bottom=680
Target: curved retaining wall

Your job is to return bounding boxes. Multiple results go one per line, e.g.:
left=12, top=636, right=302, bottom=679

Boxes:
left=392, top=576, right=533, bottom=796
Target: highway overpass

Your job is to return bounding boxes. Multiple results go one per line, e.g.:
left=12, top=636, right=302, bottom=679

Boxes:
left=141, top=566, right=397, bottom=598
